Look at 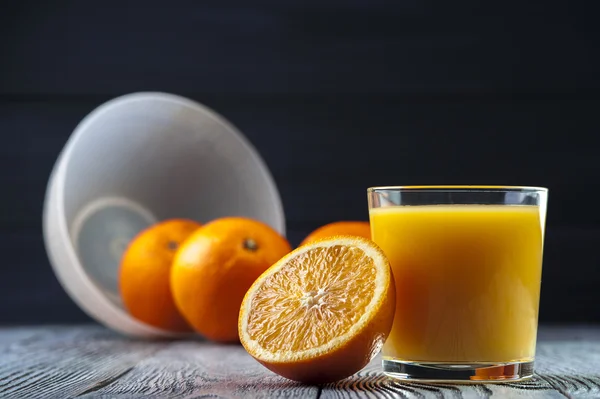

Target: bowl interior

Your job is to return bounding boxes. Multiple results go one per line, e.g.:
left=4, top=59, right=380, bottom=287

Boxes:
left=58, top=93, right=285, bottom=311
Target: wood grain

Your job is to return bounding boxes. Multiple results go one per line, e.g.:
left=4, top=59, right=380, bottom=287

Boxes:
left=536, top=341, right=600, bottom=398
left=320, top=355, right=564, bottom=399
left=321, top=330, right=600, bottom=399
left=78, top=340, right=318, bottom=399
left=0, top=325, right=598, bottom=398
left=0, top=325, right=165, bottom=399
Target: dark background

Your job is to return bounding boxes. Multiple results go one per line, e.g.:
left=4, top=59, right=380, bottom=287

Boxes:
left=1, top=1, right=599, bottom=324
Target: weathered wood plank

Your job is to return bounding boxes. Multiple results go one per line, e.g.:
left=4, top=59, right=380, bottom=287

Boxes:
left=0, top=325, right=165, bottom=399
left=0, top=325, right=598, bottom=398
left=534, top=325, right=600, bottom=398
left=320, top=327, right=600, bottom=398
left=535, top=342, right=600, bottom=398
left=320, top=355, right=564, bottom=399
left=0, top=326, right=44, bottom=346
left=79, top=341, right=318, bottom=399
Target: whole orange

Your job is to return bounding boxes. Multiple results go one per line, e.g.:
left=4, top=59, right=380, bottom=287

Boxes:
left=119, top=219, right=201, bottom=332
left=300, top=221, right=371, bottom=246
left=171, top=217, right=291, bottom=343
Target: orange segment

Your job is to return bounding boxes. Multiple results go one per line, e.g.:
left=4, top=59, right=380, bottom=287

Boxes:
left=239, top=236, right=395, bottom=383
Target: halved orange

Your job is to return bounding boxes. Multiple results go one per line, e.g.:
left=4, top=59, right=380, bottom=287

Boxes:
left=238, top=236, right=396, bottom=384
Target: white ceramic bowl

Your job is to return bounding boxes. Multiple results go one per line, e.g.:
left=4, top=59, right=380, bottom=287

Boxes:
left=43, top=92, right=285, bottom=338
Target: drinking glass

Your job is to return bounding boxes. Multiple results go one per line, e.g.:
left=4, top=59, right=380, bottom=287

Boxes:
left=368, top=186, right=548, bottom=382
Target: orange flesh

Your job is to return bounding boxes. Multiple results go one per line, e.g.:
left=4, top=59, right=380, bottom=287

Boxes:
left=246, top=245, right=376, bottom=352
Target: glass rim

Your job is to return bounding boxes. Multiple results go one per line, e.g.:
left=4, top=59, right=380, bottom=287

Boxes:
left=367, top=185, right=548, bottom=193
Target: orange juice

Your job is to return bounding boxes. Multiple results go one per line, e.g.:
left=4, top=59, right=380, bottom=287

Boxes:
left=370, top=205, right=544, bottom=363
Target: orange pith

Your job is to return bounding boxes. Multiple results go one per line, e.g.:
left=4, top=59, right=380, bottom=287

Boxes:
left=239, top=236, right=395, bottom=383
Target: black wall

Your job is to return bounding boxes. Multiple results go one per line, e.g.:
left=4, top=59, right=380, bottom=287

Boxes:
left=1, top=1, right=599, bottom=324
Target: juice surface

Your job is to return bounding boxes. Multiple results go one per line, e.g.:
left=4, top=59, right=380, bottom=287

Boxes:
left=370, top=205, right=544, bottom=363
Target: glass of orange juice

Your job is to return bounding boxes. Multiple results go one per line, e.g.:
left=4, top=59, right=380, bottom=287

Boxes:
left=368, top=186, right=548, bottom=383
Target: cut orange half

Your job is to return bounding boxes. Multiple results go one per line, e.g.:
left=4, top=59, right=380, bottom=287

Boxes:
left=238, top=236, right=396, bottom=384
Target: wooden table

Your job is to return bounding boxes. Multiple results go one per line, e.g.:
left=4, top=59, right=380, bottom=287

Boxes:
left=0, top=325, right=598, bottom=398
